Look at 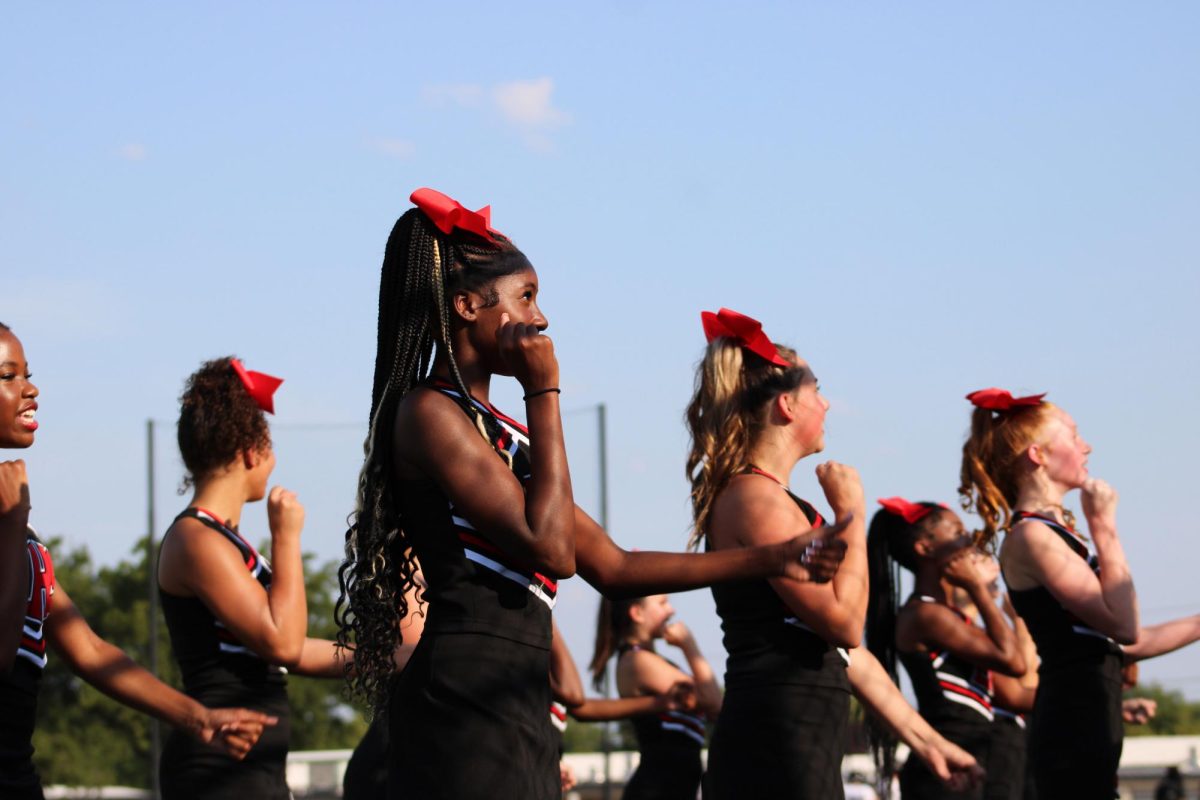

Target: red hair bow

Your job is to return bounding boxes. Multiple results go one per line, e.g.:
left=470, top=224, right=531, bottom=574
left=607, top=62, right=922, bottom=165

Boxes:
left=410, top=187, right=502, bottom=241
left=966, top=387, right=1046, bottom=412
left=231, top=359, right=283, bottom=415
left=700, top=308, right=790, bottom=368
left=878, top=497, right=942, bottom=524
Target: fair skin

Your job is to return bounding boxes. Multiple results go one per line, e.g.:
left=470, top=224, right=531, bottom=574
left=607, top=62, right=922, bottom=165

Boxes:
left=848, top=647, right=984, bottom=790
left=896, top=513, right=1025, bottom=676
left=706, top=360, right=868, bottom=648
left=158, top=444, right=345, bottom=677
left=0, top=330, right=272, bottom=757
left=394, top=268, right=850, bottom=603
left=615, top=595, right=722, bottom=717
left=1000, top=407, right=1140, bottom=645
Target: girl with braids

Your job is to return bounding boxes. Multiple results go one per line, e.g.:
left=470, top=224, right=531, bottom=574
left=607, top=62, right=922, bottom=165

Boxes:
left=337, top=190, right=851, bottom=800
left=0, top=325, right=273, bottom=800
left=959, top=387, right=1200, bottom=799
left=865, top=498, right=1026, bottom=799
left=687, top=308, right=982, bottom=799
left=587, top=594, right=721, bottom=800
left=157, top=356, right=346, bottom=800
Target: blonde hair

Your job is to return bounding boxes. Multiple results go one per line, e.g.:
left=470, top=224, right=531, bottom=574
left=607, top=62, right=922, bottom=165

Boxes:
left=958, top=401, right=1074, bottom=547
left=684, top=338, right=807, bottom=549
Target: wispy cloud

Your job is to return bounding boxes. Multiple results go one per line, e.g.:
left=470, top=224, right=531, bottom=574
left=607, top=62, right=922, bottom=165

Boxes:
left=118, top=143, right=147, bottom=161
left=367, top=137, right=416, bottom=159
left=421, top=77, right=571, bottom=152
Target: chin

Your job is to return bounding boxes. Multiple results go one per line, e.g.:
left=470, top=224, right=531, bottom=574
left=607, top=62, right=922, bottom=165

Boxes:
left=1, top=432, right=35, bottom=449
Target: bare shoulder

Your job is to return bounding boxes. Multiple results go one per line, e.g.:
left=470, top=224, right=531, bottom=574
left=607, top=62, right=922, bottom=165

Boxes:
left=159, top=515, right=245, bottom=594
left=393, top=386, right=485, bottom=465
left=709, top=474, right=811, bottom=549
left=1001, top=518, right=1064, bottom=590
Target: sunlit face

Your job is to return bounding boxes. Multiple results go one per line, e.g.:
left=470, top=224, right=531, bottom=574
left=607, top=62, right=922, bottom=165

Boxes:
left=917, top=510, right=973, bottom=561
left=787, top=358, right=829, bottom=456
left=633, top=594, right=675, bottom=638
left=466, top=267, right=548, bottom=376
left=1034, top=408, right=1091, bottom=490
left=0, top=331, right=39, bottom=449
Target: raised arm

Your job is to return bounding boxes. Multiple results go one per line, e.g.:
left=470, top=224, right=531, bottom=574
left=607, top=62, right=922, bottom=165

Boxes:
left=395, top=323, right=575, bottom=578
left=0, top=460, right=31, bottom=672
left=1005, top=482, right=1137, bottom=645
left=46, top=583, right=274, bottom=759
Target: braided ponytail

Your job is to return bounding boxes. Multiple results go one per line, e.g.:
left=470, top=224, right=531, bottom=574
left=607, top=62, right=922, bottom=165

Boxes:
left=336, top=206, right=532, bottom=711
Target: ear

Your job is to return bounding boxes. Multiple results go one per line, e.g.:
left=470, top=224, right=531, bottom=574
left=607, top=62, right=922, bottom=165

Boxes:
left=1025, top=443, right=1046, bottom=468
left=912, top=534, right=934, bottom=559
left=628, top=602, right=646, bottom=627
left=452, top=290, right=480, bottom=323
left=774, top=391, right=798, bottom=423
left=241, top=448, right=258, bottom=470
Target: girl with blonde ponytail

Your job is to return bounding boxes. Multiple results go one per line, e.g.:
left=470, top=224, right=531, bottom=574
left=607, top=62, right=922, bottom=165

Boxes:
left=691, top=309, right=982, bottom=799
left=959, top=388, right=1200, bottom=798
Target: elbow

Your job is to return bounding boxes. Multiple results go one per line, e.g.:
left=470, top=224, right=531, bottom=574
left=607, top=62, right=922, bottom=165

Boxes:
left=558, top=685, right=585, bottom=709
left=996, top=653, right=1027, bottom=678
left=262, top=638, right=305, bottom=670
left=829, top=625, right=862, bottom=650
left=538, top=541, right=576, bottom=581
left=1114, top=627, right=1139, bottom=647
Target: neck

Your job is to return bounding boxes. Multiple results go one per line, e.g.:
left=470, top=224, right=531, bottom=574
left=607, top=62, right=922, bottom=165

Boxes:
left=748, top=433, right=804, bottom=485
left=1015, top=473, right=1069, bottom=523
left=625, top=630, right=655, bottom=648
left=431, top=346, right=493, bottom=404
left=190, top=476, right=249, bottom=528
left=913, top=565, right=950, bottom=604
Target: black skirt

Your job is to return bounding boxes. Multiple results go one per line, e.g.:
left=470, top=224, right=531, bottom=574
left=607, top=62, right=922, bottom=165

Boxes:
left=1026, top=661, right=1122, bottom=800
left=625, top=741, right=703, bottom=800
left=983, top=718, right=1029, bottom=800
left=159, top=682, right=291, bottom=800
left=705, top=682, right=850, bottom=800
left=388, top=631, right=558, bottom=800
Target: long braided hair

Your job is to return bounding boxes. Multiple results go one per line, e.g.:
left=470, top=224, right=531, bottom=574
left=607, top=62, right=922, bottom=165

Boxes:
left=336, top=205, right=532, bottom=711
left=864, top=503, right=949, bottom=798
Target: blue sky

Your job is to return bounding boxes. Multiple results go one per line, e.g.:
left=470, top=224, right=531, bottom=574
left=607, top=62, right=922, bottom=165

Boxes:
left=4, top=3, right=1199, bottom=698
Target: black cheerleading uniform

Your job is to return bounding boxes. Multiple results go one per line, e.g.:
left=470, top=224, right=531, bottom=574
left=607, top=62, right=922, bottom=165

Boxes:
left=1007, top=511, right=1123, bottom=800
left=898, top=597, right=994, bottom=800
left=0, top=532, right=54, bottom=800
left=705, top=467, right=851, bottom=800
left=617, top=643, right=706, bottom=800
left=158, top=507, right=291, bottom=800
left=389, top=380, right=561, bottom=800
left=984, top=706, right=1031, bottom=800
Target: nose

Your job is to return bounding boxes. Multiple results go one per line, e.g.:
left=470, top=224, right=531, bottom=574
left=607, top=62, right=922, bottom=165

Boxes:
left=24, top=379, right=38, bottom=398
left=819, top=394, right=830, bottom=411
left=532, top=304, right=549, bottom=332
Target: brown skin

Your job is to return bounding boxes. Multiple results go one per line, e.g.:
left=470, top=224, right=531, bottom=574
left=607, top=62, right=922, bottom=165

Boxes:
left=394, top=268, right=851, bottom=599
left=0, top=329, right=274, bottom=757
left=896, top=513, right=1025, bottom=676
left=0, top=331, right=37, bottom=672
left=158, top=449, right=345, bottom=677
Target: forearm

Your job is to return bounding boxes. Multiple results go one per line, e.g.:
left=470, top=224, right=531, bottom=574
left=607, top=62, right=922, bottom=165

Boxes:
left=1124, top=615, right=1200, bottom=661
left=0, top=530, right=28, bottom=671
left=513, top=395, right=575, bottom=575
left=570, top=695, right=661, bottom=722
left=73, top=639, right=206, bottom=736
left=292, top=638, right=348, bottom=678
left=1092, top=529, right=1139, bottom=641
left=681, top=641, right=722, bottom=713
left=971, top=585, right=1023, bottom=674
left=595, top=541, right=793, bottom=598
left=263, top=536, right=308, bottom=664
left=549, top=620, right=585, bottom=706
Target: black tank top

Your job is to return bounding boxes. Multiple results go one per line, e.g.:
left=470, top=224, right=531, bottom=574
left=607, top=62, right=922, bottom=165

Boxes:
left=0, top=532, right=55, bottom=797
left=159, top=508, right=288, bottom=694
left=899, top=596, right=995, bottom=726
left=394, top=380, right=558, bottom=649
left=617, top=644, right=708, bottom=750
left=709, top=467, right=850, bottom=692
left=1006, top=511, right=1122, bottom=672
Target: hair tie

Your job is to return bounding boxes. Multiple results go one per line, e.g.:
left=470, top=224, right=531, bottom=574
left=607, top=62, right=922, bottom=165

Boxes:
left=410, top=187, right=503, bottom=242
left=878, top=497, right=945, bottom=524
left=700, top=308, right=790, bottom=368
left=231, top=359, right=284, bottom=415
left=966, top=387, right=1046, bottom=412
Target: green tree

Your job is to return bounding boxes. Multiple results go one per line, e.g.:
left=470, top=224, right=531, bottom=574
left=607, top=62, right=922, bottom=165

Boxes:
left=1126, top=682, right=1200, bottom=737
left=31, top=536, right=366, bottom=788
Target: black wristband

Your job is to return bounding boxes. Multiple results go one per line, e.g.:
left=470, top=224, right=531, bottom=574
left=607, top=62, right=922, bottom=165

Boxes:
left=523, top=387, right=561, bottom=401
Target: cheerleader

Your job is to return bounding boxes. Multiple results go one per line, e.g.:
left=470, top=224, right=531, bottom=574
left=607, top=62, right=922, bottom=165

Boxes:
left=959, top=388, right=1200, bottom=798
left=156, top=356, right=347, bottom=799
left=588, top=595, right=721, bottom=800
left=865, top=498, right=1026, bottom=799
left=336, top=191, right=849, bottom=800
left=0, top=324, right=271, bottom=800
left=687, top=308, right=981, bottom=799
